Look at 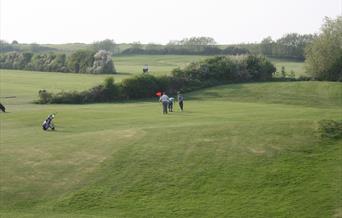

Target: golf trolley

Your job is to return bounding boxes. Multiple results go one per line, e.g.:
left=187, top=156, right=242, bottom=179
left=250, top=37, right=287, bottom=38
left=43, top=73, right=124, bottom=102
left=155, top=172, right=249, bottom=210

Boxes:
left=42, top=114, right=55, bottom=131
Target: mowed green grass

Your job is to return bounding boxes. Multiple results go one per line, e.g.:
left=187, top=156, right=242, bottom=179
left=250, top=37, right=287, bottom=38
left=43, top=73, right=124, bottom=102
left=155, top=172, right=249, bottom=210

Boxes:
left=1, top=71, right=340, bottom=216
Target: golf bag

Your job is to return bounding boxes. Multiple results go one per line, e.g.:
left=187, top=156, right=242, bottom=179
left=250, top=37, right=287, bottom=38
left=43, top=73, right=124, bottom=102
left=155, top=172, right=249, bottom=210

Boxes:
left=42, top=114, right=55, bottom=131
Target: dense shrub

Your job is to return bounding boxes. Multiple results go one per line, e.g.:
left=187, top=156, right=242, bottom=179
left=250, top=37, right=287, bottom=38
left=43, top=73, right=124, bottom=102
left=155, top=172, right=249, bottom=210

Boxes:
left=121, top=74, right=160, bottom=99
left=29, top=53, right=69, bottom=72
left=67, top=50, right=95, bottom=73
left=102, top=77, right=119, bottom=100
left=171, top=61, right=223, bottom=85
left=0, top=52, right=33, bottom=69
left=242, top=55, right=276, bottom=81
left=155, top=75, right=192, bottom=94
left=318, top=120, right=342, bottom=139
left=37, top=77, right=119, bottom=104
left=88, top=50, right=116, bottom=74
left=50, top=91, right=86, bottom=104
left=37, top=90, right=53, bottom=104
left=172, top=55, right=275, bottom=83
left=49, top=54, right=68, bottom=72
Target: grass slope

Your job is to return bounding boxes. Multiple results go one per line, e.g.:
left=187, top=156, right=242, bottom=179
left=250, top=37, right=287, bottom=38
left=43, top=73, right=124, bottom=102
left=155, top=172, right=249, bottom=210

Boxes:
left=0, top=70, right=341, bottom=217
left=189, top=81, right=342, bottom=108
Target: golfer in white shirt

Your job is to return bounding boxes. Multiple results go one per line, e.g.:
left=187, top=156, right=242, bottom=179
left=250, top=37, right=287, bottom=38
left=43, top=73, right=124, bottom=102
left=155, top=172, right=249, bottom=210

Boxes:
left=159, top=92, right=169, bottom=114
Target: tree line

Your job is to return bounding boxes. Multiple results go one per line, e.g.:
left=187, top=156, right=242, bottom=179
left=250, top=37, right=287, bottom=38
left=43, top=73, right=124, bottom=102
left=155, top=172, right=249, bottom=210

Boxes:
left=260, top=33, right=314, bottom=60
left=95, top=36, right=313, bottom=58
left=0, top=34, right=318, bottom=59
left=1, top=35, right=311, bottom=58
left=0, top=49, right=115, bottom=74
left=37, top=55, right=276, bottom=104
left=120, top=37, right=250, bottom=55
left=0, top=40, right=58, bottom=53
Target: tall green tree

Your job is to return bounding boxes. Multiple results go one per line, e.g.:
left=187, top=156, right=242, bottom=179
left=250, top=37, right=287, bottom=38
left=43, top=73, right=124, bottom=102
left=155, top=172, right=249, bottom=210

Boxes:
left=89, top=50, right=116, bottom=74
left=275, top=33, right=314, bottom=59
left=260, top=36, right=273, bottom=56
left=305, top=16, right=342, bottom=81
left=260, top=34, right=313, bottom=59
left=67, top=50, right=95, bottom=73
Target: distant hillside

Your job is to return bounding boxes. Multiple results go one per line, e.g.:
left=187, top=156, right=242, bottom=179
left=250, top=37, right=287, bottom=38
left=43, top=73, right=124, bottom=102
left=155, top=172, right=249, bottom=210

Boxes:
left=41, top=43, right=131, bottom=54
left=41, top=43, right=90, bottom=53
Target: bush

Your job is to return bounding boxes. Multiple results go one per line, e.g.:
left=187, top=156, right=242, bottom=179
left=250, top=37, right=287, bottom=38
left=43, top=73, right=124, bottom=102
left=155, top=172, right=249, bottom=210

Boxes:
left=30, top=53, right=57, bottom=71
left=242, top=55, right=276, bottom=81
left=102, top=77, right=119, bottom=100
left=51, top=91, right=85, bottom=104
left=121, top=74, right=159, bottom=99
left=37, top=90, right=53, bottom=104
left=67, top=50, right=95, bottom=73
left=67, top=50, right=116, bottom=74
left=37, top=77, right=119, bottom=104
left=88, top=50, right=116, bottom=74
left=0, top=52, right=33, bottom=69
left=318, top=120, right=342, bottom=139
left=49, top=54, right=68, bottom=72
left=172, top=55, right=275, bottom=83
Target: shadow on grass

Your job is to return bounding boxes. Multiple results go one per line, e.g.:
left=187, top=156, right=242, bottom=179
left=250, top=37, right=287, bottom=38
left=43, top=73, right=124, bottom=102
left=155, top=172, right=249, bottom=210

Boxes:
left=114, top=72, right=132, bottom=76
left=187, top=84, right=244, bottom=100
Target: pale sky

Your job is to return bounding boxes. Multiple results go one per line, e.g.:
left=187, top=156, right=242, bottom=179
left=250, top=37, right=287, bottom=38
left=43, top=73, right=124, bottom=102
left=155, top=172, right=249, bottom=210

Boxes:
left=0, top=0, right=341, bottom=44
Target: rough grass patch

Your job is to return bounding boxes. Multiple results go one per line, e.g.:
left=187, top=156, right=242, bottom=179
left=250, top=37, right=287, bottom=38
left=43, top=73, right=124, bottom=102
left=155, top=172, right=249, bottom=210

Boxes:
left=318, top=120, right=342, bottom=139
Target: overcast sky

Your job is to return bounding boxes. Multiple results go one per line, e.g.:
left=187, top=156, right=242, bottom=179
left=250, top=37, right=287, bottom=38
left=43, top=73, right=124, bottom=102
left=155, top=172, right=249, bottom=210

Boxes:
left=0, top=0, right=341, bottom=44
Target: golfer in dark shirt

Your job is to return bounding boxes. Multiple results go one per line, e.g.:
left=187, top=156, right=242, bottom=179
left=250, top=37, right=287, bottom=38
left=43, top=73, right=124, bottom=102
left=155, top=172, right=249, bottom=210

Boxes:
left=177, top=93, right=184, bottom=111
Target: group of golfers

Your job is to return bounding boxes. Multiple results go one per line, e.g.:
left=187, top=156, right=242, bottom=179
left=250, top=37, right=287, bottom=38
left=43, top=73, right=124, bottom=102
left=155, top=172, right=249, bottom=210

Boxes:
left=159, top=92, right=184, bottom=114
